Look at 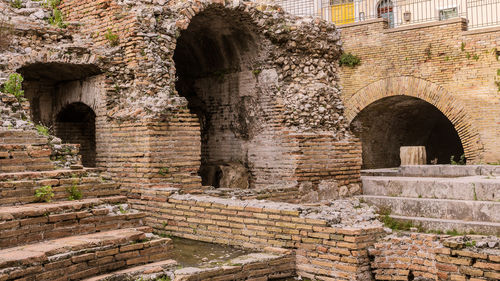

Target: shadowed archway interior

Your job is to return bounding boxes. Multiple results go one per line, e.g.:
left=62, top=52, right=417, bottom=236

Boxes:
left=55, top=102, right=96, bottom=167
left=173, top=6, right=261, bottom=188
left=351, top=96, right=464, bottom=169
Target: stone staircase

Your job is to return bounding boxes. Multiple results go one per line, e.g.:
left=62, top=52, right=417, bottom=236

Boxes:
left=0, top=129, right=176, bottom=280
left=358, top=165, right=500, bottom=235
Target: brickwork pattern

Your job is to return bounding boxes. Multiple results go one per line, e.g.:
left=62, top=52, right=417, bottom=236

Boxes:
left=130, top=192, right=385, bottom=281
left=340, top=18, right=500, bottom=162
left=369, top=233, right=500, bottom=281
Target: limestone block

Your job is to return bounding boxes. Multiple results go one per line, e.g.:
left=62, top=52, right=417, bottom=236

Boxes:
left=400, top=146, right=426, bottom=166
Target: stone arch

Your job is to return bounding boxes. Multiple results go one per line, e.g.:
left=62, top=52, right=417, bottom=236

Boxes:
left=345, top=76, right=483, bottom=163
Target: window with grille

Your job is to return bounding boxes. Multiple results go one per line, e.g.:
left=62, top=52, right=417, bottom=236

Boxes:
left=439, top=7, right=458, bottom=20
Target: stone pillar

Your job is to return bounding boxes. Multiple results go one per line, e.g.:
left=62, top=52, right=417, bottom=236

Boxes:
left=400, top=146, right=426, bottom=165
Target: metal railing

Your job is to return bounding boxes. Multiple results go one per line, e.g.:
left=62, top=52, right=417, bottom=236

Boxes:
left=272, top=0, right=500, bottom=29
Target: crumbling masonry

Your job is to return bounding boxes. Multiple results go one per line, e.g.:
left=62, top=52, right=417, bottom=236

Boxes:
left=0, top=0, right=499, bottom=280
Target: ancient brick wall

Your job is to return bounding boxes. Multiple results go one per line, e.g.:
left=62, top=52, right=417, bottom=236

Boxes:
left=340, top=18, right=500, bottom=164
left=129, top=192, right=385, bottom=281
left=370, top=233, right=500, bottom=280
left=4, top=0, right=362, bottom=202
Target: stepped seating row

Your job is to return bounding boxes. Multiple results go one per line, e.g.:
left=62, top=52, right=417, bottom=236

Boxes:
left=0, top=169, right=122, bottom=206
left=0, top=129, right=176, bottom=280
left=0, top=131, right=55, bottom=173
left=0, top=227, right=172, bottom=281
left=0, top=196, right=145, bottom=249
left=360, top=168, right=500, bottom=235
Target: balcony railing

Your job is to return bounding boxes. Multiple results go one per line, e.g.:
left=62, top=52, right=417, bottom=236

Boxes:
left=274, top=0, right=500, bottom=29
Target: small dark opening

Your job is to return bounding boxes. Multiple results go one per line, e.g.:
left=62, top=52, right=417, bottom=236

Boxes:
left=55, top=102, right=96, bottom=167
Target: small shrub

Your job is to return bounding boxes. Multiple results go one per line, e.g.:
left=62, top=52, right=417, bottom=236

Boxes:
left=252, top=69, right=262, bottom=77
left=35, top=185, right=54, bottom=202
left=66, top=183, right=82, bottom=200
left=119, top=205, right=128, bottom=214
left=35, top=124, right=50, bottom=136
left=339, top=52, right=361, bottom=67
left=10, top=0, right=22, bottom=9
left=450, top=154, right=466, bottom=165
left=49, top=8, right=67, bottom=28
left=41, top=0, right=61, bottom=9
left=105, top=29, right=120, bottom=47
left=158, top=167, right=169, bottom=176
left=2, top=73, right=24, bottom=100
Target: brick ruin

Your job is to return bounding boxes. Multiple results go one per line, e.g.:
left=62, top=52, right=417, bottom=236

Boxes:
left=0, top=0, right=499, bottom=280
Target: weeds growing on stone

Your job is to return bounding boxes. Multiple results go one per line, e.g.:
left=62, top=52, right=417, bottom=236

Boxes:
left=2, top=73, right=24, bottom=101
left=35, top=185, right=54, bottom=202
left=378, top=207, right=422, bottom=231
left=158, top=167, right=169, bottom=176
left=105, top=29, right=120, bottom=47
left=35, top=124, right=50, bottom=136
left=10, top=0, right=22, bottom=9
left=450, top=154, right=466, bottom=165
left=67, top=183, right=82, bottom=200
left=339, top=52, right=361, bottom=67
left=49, top=8, right=67, bottom=28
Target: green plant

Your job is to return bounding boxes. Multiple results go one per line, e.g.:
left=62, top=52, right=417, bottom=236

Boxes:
left=252, top=69, right=262, bottom=77
left=41, top=0, right=62, bottom=9
left=339, top=52, right=361, bottom=67
left=472, top=53, right=480, bottom=61
left=156, top=277, right=171, bottom=281
left=49, top=8, right=67, bottom=28
left=105, top=29, right=120, bottom=47
left=158, top=167, right=169, bottom=176
left=2, top=73, right=24, bottom=100
left=472, top=183, right=478, bottom=201
left=35, top=124, right=50, bottom=136
left=35, top=185, right=54, bottom=202
left=460, top=42, right=465, bottom=52
left=119, top=205, right=128, bottom=214
left=446, top=229, right=460, bottom=236
left=465, top=240, right=476, bottom=247
left=10, top=0, right=22, bottom=9
left=66, top=183, right=82, bottom=200
left=378, top=207, right=416, bottom=231
left=450, top=154, right=466, bottom=165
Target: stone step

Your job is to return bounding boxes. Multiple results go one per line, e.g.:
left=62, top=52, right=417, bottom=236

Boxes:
left=0, top=170, right=121, bottom=206
left=0, top=130, right=41, bottom=138
left=0, top=228, right=173, bottom=281
left=362, top=175, right=500, bottom=201
left=399, top=165, right=500, bottom=177
left=0, top=196, right=145, bottom=249
left=359, top=195, right=500, bottom=223
left=0, top=168, right=97, bottom=181
left=83, top=259, right=178, bottom=281
left=390, top=215, right=500, bottom=236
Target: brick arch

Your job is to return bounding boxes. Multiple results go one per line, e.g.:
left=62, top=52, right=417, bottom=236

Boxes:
left=173, top=1, right=262, bottom=32
left=345, top=76, right=483, bottom=162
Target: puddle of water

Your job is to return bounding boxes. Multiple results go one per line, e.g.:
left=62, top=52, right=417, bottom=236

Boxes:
left=170, top=237, right=252, bottom=268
